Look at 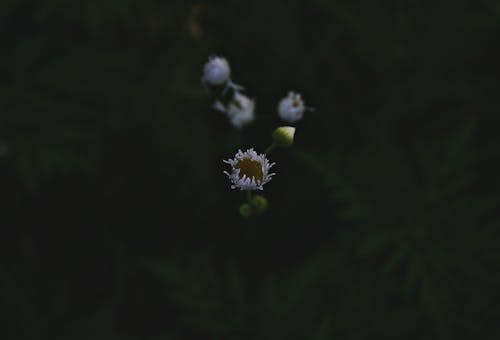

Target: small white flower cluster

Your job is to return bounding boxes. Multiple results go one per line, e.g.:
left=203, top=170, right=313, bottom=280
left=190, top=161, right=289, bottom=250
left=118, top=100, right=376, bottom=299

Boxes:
left=202, top=55, right=253, bottom=128
left=201, top=54, right=314, bottom=215
left=202, top=55, right=312, bottom=129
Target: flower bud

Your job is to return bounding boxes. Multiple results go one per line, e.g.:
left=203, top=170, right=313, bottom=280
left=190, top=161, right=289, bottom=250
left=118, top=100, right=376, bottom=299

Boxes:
left=250, top=195, right=268, bottom=215
left=202, top=56, right=231, bottom=86
left=0, top=141, right=9, bottom=159
left=277, top=91, right=311, bottom=123
left=213, top=92, right=255, bottom=128
left=223, top=148, right=276, bottom=191
left=272, top=126, right=296, bottom=148
left=239, top=203, right=252, bottom=217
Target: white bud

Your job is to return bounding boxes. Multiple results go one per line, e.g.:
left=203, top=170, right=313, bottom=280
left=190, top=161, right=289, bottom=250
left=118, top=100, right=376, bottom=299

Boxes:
left=202, top=55, right=231, bottom=86
left=277, top=91, right=311, bottom=123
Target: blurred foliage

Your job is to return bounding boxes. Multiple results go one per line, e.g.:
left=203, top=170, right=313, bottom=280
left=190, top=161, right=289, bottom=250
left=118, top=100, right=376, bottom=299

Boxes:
left=1, top=0, right=499, bottom=339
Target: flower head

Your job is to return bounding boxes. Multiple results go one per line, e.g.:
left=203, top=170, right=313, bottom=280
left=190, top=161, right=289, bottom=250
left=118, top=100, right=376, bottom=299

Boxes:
left=223, top=148, right=276, bottom=190
left=213, top=92, right=255, bottom=128
left=202, top=55, right=231, bottom=86
left=277, top=91, right=310, bottom=123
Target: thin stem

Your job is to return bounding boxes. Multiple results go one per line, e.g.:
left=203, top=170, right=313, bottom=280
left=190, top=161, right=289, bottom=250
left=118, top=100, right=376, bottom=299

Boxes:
left=246, top=189, right=252, bottom=203
left=264, top=142, right=277, bottom=154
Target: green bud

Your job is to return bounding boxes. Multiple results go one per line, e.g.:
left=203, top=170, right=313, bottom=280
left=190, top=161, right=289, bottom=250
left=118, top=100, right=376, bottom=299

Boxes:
left=239, top=203, right=253, bottom=217
left=272, top=126, right=296, bottom=148
left=250, top=195, right=268, bottom=215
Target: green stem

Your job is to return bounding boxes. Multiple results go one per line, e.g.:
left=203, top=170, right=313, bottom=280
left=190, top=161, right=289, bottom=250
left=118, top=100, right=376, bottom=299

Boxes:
left=246, top=189, right=252, bottom=203
left=264, top=142, right=277, bottom=154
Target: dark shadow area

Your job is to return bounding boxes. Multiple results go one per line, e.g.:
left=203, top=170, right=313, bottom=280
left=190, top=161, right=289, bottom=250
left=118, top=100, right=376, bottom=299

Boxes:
left=1, top=1, right=499, bottom=339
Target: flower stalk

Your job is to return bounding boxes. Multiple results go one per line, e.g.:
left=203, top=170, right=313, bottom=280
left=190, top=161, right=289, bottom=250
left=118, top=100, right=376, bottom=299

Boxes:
left=202, top=54, right=314, bottom=217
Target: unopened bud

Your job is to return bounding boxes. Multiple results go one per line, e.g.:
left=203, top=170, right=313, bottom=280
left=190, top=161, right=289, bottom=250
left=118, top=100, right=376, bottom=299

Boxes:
left=272, top=126, right=296, bottom=148
left=239, top=203, right=252, bottom=217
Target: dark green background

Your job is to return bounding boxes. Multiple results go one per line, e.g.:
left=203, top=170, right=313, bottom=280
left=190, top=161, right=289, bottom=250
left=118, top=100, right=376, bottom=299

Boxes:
left=1, top=0, right=499, bottom=339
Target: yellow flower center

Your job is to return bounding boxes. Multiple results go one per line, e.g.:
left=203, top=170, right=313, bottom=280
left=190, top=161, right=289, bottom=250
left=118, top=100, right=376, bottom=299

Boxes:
left=236, top=158, right=263, bottom=183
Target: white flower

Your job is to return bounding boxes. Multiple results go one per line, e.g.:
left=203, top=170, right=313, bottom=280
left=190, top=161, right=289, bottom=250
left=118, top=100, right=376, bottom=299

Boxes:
left=277, top=91, right=311, bottom=123
left=202, top=55, right=231, bottom=86
left=223, top=148, right=276, bottom=190
left=213, top=92, right=255, bottom=128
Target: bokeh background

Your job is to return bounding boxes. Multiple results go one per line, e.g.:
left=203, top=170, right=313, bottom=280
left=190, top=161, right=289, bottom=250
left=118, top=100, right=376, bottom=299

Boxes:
left=1, top=0, right=500, bottom=339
